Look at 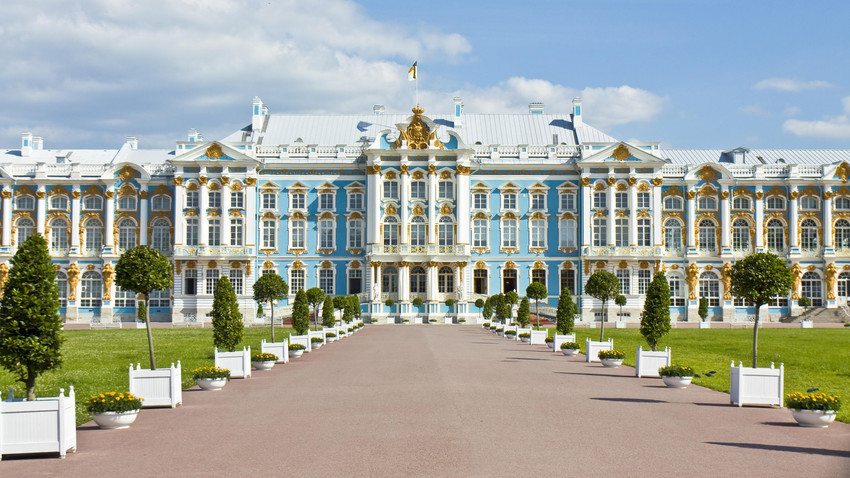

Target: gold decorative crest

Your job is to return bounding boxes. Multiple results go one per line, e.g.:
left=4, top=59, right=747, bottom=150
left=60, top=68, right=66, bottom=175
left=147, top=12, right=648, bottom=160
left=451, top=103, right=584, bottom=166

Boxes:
left=612, top=144, right=630, bottom=161
left=835, top=162, right=850, bottom=182
left=205, top=143, right=223, bottom=159
left=696, top=166, right=719, bottom=183
left=393, top=106, right=443, bottom=150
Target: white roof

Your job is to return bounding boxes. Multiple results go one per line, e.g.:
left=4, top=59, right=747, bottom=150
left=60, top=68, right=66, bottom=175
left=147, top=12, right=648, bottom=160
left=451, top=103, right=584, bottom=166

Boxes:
left=658, top=149, right=850, bottom=166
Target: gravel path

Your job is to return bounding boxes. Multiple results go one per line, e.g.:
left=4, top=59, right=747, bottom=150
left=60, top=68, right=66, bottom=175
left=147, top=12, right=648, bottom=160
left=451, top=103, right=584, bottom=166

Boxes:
left=4, top=325, right=849, bottom=476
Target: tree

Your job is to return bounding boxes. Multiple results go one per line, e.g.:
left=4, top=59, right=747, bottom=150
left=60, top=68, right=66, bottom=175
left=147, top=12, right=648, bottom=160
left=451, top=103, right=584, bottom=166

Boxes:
left=526, top=282, right=548, bottom=330
left=615, top=295, right=627, bottom=321
left=114, top=245, right=173, bottom=370
left=411, top=296, right=424, bottom=312
left=306, top=287, right=325, bottom=331
left=252, top=272, right=288, bottom=342
left=730, top=253, right=792, bottom=368
left=698, top=297, right=708, bottom=322
left=445, top=299, right=455, bottom=313
left=798, top=296, right=811, bottom=321
left=0, top=234, right=64, bottom=400
left=333, top=295, right=347, bottom=324
left=211, top=276, right=243, bottom=352
left=505, top=290, right=519, bottom=310
left=585, top=271, right=620, bottom=341
left=517, top=297, right=531, bottom=327
left=475, top=298, right=485, bottom=321
left=482, top=298, right=493, bottom=322
left=556, top=287, right=577, bottom=335
left=342, top=295, right=355, bottom=323
left=291, top=290, right=310, bottom=335
left=350, top=295, right=362, bottom=320
left=256, top=303, right=264, bottom=317
left=640, top=272, right=671, bottom=351
left=322, top=296, right=335, bottom=328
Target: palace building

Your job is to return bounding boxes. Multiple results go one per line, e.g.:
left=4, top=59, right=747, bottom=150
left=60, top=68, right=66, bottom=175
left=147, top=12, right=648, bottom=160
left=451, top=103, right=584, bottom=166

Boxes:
left=3, top=96, right=850, bottom=325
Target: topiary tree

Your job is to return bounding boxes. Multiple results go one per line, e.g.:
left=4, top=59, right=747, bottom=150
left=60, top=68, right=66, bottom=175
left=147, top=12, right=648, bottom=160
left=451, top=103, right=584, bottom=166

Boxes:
left=516, top=297, right=531, bottom=327
left=490, top=294, right=504, bottom=323
left=115, top=245, right=173, bottom=370
left=322, top=295, right=335, bottom=328
left=445, top=298, right=455, bottom=313
left=385, top=298, right=395, bottom=317
left=348, top=295, right=362, bottom=322
left=333, top=295, right=347, bottom=324
left=526, top=282, right=548, bottom=330
left=505, top=290, right=519, bottom=312
left=252, top=272, right=288, bottom=342
left=291, top=289, right=310, bottom=335
left=211, top=276, right=243, bottom=352
left=306, top=287, right=325, bottom=331
left=482, top=297, right=493, bottom=322
left=556, top=287, right=577, bottom=335
left=412, top=296, right=424, bottom=313
left=640, top=272, right=671, bottom=351
left=475, top=298, right=485, bottom=321
left=798, top=296, right=811, bottom=321
left=0, top=234, right=64, bottom=400
left=698, top=297, right=709, bottom=322
left=730, top=253, right=792, bottom=368
left=615, top=295, right=627, bottom=322
left=585, top=270, right=620, bottom=341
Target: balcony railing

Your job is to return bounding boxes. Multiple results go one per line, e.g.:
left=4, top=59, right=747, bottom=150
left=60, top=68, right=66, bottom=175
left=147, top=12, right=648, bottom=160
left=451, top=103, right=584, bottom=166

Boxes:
left=584, top=245, right=664, bottom=256
left=368, top=244, right=470, bottom=256
left=173, top=245, right=254, bottom=257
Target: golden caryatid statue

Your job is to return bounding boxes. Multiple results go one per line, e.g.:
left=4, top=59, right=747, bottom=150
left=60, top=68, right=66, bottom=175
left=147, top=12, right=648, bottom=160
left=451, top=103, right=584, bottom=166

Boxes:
left=67, top=263, right=80, bottom=300
left=721, top=263, right=733, bottom=300
left=825, top=262, right=837, bottom=300
left=791, top=263, right=802, bottom=300
left=102, top=263, right=115, bottom=301
left=393, top=105, right=443, bottom=150
left=686, top=263, right=699, bottom=299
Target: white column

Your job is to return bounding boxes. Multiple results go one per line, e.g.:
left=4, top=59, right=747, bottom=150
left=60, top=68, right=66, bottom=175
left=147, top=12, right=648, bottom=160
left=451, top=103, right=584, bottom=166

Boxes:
left=2, top=189, right=11, bottom=247
left=245, top=179, right=257, bottom=247
left=789, top=186, right=799, bottom=248
left=400, top=167, right=410, bottom=244
left=199, top=180, right=209, bottom=245
left=824, top=187, right=833, bottom=248
left=755, top=186, right=764, bottom=249
left=607, top=180, right=616, bottom=246
left=428, top=167, right=437, bottom=244
left=105, top=188, right=115, bottom=248
left=456, top=167, right=471, bottom=246
left=174, top=179, right=185, bottom=245
left=71, top=188, right=81, bottom=251
left=373, top=263, right=382, bottom=300
left=221, top=182, right=231, bottom=246
left=628, top=180, right=638, bottom=246
left=686, top=186, right=696, bottom=248
left=581, top=179, right=591, bottom=246
left=720, top=186, right=730, bottom=249
left=652, top=180, right=662, bottom=246
left=36, top=187, right=46, bottom=234
left=366, top=168, right=380, bottom=245
left=427, top=263, right=437, bottom=301
left=139, top=189, right=149, bottom=246
left=399, top=263, right=410, bottom=302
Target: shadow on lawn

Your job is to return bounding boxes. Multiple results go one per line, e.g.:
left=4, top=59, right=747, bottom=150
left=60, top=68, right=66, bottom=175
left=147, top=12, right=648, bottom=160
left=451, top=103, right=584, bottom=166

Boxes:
left=706, top=442, right=850, bottom=458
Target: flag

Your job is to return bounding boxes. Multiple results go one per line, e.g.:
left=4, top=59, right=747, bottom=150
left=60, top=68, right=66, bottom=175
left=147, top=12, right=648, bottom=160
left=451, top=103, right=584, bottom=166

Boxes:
left=408, top=61, right=417, bottom=81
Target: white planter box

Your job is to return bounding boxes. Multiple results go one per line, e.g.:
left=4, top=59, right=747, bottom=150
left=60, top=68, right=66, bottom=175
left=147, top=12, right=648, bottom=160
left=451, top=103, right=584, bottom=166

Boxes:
left=585, top=338, right=614, bottom=363
left=529, top=330, right=548, bottom=345
left=730, top=361, right=784, bottom=407
left=261, top=339, right=289, bottom=363
left=635, top=346, right=671, bottom=378
left=552, top=333, right=576, bottom=352
left=129, top=361, right=182, bottom=408
left=214, top=347, right=252, bottom=379
left=308, top=330, right=326, bottom=345
left=699, top=321, right=711, bottom=329
left=289, top=334, right=312, bottom=352
left=335, top=326, right=346, bottom=337
left=0, top=387, right=76, bottom=459
left=614, top=321, right=627, bottom=329
left=503, top=325, right=518, bottom=337
left=800, top=319, right=813, bottom=328
left=516, top=327, right=532, bottom=341
left=444, top=316, right=453, bottom=324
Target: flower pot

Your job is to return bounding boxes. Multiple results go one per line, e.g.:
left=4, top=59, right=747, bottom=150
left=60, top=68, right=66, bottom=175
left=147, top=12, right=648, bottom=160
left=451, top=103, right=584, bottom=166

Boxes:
left=312, top=342, right=323, bottom=350
left=252, top=361, right=275, bottom=371
left=290, top=349, right=304, bottom=358
left=661, top=376, right=693, bottom=389
left=520, top=337, right=530, bottom=343
left=561, top=348, right=580, bottom=356
left=790, top=409, right=837, bottom=428
left=92, top=410, right=140, bottom=429
left=600, top=358, right=623, bottom=368
left=196, top=378, right=228, bottom=391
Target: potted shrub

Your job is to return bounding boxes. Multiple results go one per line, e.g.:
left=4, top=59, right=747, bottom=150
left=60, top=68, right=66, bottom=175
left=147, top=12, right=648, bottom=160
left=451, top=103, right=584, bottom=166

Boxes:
left=193, top=366, right=231, bottom=391
left=444, top=299, right=456, bottom=324
left=658, top=364, right=695, bottom=389
left=496, top=326, right=504, bottom=335
left=798, top=297, right=813, bottom=328
left=560, top=342, right=580, bottom=357
left=598, top=349, right=625, bottom=368
left=252, top=352, right=278, bottom=371
left=545, top=336, right=553, bottom=345
left=483, top=322, right=491, bottom=329
left=412, top=297, right=425, bottom=323
left=518, top=332, right=531, bottom=343
left=85, top=391, right=143, bottom=429
left=311, top=336, right=325, bottom=350
left=504, top=329, right=517, bottom=338
left=475, top=298, right=486, bottom=324
left=385, top=298, right=396, bottom=323
left=785, top=392, right=841, bottom=428
left=429, top=318, right=437, bottom=323
left=325, top=331, right=337, bottom=343
left=698, top=297, right=710, bottom=328
left=289, top=343, right=307, bottom=358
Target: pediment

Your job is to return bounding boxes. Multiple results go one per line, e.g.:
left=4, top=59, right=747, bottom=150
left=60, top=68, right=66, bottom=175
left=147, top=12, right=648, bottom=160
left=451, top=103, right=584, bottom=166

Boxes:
left=171, top=141, right=257, bottom=164
left=579, top=142, right=665, bottom=166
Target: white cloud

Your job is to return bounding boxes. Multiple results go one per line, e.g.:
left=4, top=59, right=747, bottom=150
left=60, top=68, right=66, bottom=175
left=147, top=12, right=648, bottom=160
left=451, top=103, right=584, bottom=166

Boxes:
left=754, top=78, right=833, bottom=92
left=782, top=96, right=850, bottom=139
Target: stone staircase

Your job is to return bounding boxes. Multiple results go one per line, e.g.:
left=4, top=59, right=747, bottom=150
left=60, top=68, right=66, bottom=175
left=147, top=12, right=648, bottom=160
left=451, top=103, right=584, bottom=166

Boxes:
left=781, top=307, right=848, bottom=323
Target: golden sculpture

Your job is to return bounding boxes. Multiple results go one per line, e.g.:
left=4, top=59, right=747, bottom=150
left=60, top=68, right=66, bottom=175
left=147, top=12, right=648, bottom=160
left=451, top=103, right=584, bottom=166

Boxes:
left=399, top=165, right=409, bottom=174
left=686, top=263, right=699, bottom=299
left=835, top=162, right=850, bottom=182
left=612, top=144, right=629, bottom=161
left=198, top=176, right=208, bottom=186
left=102, top=264, right=114, bottom=301
left=580, top=177, right=591, bottom=187
left=652, top=177, right=663, bottom=187
left=0, top=263, right=8, bottom=299
left=67, top=263, right=80, bottom=301
left=721, top=263, right=733, bottom=300
left=173, top=177, right=184, bottom=186
left=118, top=165, right=138, bottom=182
left=791, top=263, right=802, bottom=300
left=205, top=143, right=223, bottom=159
left=393, top=106, right=443, bottom=150
left=245, top=177, right=257, bottom=186
left=455, top=165, right=471, bottom=175
left=607, top=177, right=616, bottom=186
left=366, top=165, right=381, bottom=175
left=696, top=166, right=719, bottom=183
left=825, top=263, right=837, bottom=300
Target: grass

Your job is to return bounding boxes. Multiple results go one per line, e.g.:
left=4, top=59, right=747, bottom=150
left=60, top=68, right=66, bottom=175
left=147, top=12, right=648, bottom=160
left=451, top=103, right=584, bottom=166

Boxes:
left=548, top=326, right=850, bottom=423
left=0, top=326, right=294, bottom=425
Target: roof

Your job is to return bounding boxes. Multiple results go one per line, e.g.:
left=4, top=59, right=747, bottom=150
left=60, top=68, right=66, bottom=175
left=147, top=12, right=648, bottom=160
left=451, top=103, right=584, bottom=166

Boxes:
left=658, top=149, right=850, bottom=166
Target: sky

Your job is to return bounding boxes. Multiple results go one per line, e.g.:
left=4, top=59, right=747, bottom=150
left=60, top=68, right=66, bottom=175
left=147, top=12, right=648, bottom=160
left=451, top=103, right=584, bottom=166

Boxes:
left=1, top=0, right=849, bottom=151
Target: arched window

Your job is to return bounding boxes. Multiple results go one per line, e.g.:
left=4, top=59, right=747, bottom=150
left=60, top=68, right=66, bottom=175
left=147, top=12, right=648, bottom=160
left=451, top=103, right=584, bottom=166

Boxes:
left=801, top=218, right=819, bottom=251
left=699, top=271, right=720, bottom=307
left=835, top=219, right=850, bottom=250
left=800, top=196, right=819, bottom=210
left=837, top=272, right=850, bottom=299
left=16, top=217, right=34, bottom=245
left=382, top=266, right=398, bottom=293
left=118, top=218, right=137, bottom=251
left=732, top=196, right=751, bottom=210
left=530, top=218, right=546, bottom=248
left=84, top=218, right=103, bottom=254
left=697, top=195, right=717, bottom=211
left=766, top=196, right=785, bottom=210
left=766, top=219, right=785, bottom=251
left=410, top=216, right=427, bottom=247
left=186, top=217, right=199, bottom=246
left=80, top=271, right=102, bottom=307
left=151, top=195, right=171, bottom=211
left=15, top=195, right=35, bottom=211
left=663, top=196, right=683, bottom=211
left=151, top=218, right=171, bottom=253
left=698, top=219, right=717, bottom=251
left=438, top=266, right=454, bottom=293
left=49, top=218, right=69, bottom=252
left=664, top=218, right=682, bottom=250
left=56, top=271, right=68, bottom=308
left=438, top=216, right=454, bottom=247
left=801, top=272, right=822, bottom=307
left=835, top=196, right=850, bottom=210
left=50, top=195, right=68, bottom=210
left=732, top=218, right=750, bottom=251
left=410, top=266, right=426, bottom=294
left=83, top=195, right=103, bottom=210
left=118, top=194, right=137, bottom=211
left=383, top=216, right=399, bottom=246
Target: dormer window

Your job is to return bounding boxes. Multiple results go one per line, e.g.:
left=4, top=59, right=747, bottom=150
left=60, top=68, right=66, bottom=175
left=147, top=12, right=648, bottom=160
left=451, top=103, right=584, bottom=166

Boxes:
left=50, top=195, right=69, bottom=210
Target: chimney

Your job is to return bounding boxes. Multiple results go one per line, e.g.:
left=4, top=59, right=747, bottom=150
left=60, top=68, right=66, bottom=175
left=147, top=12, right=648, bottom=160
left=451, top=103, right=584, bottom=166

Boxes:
left=21, top=132, right=32, bottom=156
left=33, top=136, right=43, bottom=150
left=187, top=129, right=201, bottom=143
left=126, top=136, right=138, bottom=150
left=529, top=102, right=544, bottom=115
left=252, top=96, right=266, bottom=132
left=453, top=96, right=464, bottom=128
left=373, top=104, right=385, bottom=115
left=572, top=97, right=583, bottom=127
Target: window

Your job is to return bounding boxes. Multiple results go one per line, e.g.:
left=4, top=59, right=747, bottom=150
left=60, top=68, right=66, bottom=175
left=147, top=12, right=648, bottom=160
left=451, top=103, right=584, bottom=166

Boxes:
left=560, top=193, right=575, bottom=211
left=503, top=269, right=517, bottom=294
left=801, top=272, right=822, bottom=307
left=438, top=216, right=454, bottom=246
left=382, top=267, right=398, bottom=293
left=208, top=191, right=221, bottom=209
left=502, top=219, right=517, bottom=248
left=290, top=192, right=306, bottom=210
left=184, top=269, right=198, bottom=295
left=502, top=193, right=517, bottom=210
left=290, top=269, right=305, bottom=293
left=530, top=219, right=546, bottom=248
left=801, top=219, right=819, bottom=250
left=383, top=180, right=399, bottom=200
left=766, top=219, right=785, bottom=251
left=348, top=269, right=362, bottom=294
left=411, top=267, right=427, bottom=294
left=664, top=218, right=682, bottom=250
left=470, top=268, right=489, bottom=295
left=16, top=218, right=34, bottom=246
left=616, top=269, right=630, bottom=295
left=151, top=218, right=170, bottom=253
left=50, top=218, right=69, bottom=251
left=347, top=192, right=363, bottom=210
left=593, top=217, right=607, bottom=247
left=291, top=219, right=306, bottom=249
left=262, top=219, right=277, bottom=249
left=698, top=219, right=717, bottom=251
left=732, top=219, right=750, bottom=251
left=56, top=272, right=68, bottom=308
left=230, top=191, right=244, bottom=209
left=766, top=196, right=785, bottom=210
left=637, top=218, right=651, bottom=247
left=838, top=272, right=850, bottom=299
left=230, top=218, right=244, bottom=246
left=473, top=218, right=488, bottom=248
left=205, top=269, right=220, bottom=295
left=318, top=218, right=334, bottom=249
left=438, top=180, right=454, bottom=200
left=319, top=269, right=334, bottom=295
left=734, top=296, right=753, bottom=307
left=438, top=266, right=454, bottom=293
left=531, top=269, right=546, bottom=285
left=559, top=219, right=576, bottom=248
left=410, top=216, right=426, bottom=247
left=593, top=192, right=607, bottom=209
left=615, top=192, right=628, bottom=209
left=560, top=269, right=576, bottom=295
left=668, top=275, right=685, bottom=306
left=347, top=219, right=363, bottom=249
left=118, top=195, right=136, bottom=211
left=151, top=195, right=170, bottom=211
left=767, top=295, right=789, bottom=307
left=50, top=195, right=68, bottom=210
left=699, top=271, right=720, bottom=307
left=411, top=181, right=426, bottom=200
left=638, top=269, right=652, bottom=294
left=118, top=218, right=136, bottom=251
left=530, top=193, right=545, bottom=211
left=208, top=218, right=221, bottom=246
left=80, top=271, right=102, bottom=307
left=732, top=196, right=751, bottom=210
left=663, top=196, right=683, bottom=211
left=473, top=193, right=488, bottom=210
left=15, top=195, right=35, bottom=211
left=114, top=286, right=136, bottom=308
left=637, top=192, right=650, bottom=209
left=615, top=218, right=628, bottom=247
left=698, top=196, right=717, bottom=211
left=83, top=195, right=103, bottom=210
left=186, top=218, right=199, bottom=246
left=186, top=191, right=199, bottom=209
left=228, top=269, right=244, bottom=295
left=149, top=289, right=170, bottom=308
left=835, top=197, right=850, bottom=210
left=836, top=219, right=850, bottom=250
left=383, top=216, right=399, bottom=246
left=800, top=196, right=819, bottom=210
left=319, top=192, right=334, bottom=210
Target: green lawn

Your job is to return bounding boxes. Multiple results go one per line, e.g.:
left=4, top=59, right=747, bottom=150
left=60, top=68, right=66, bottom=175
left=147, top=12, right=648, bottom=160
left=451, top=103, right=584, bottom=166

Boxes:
left=0, top=326, right=294, bottom=425
left=548, top=326, right=850, bottom=423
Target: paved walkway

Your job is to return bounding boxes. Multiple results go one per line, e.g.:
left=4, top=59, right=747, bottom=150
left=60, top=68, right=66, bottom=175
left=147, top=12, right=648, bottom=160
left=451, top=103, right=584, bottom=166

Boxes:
left=5, top=326, right=849, bottom=476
